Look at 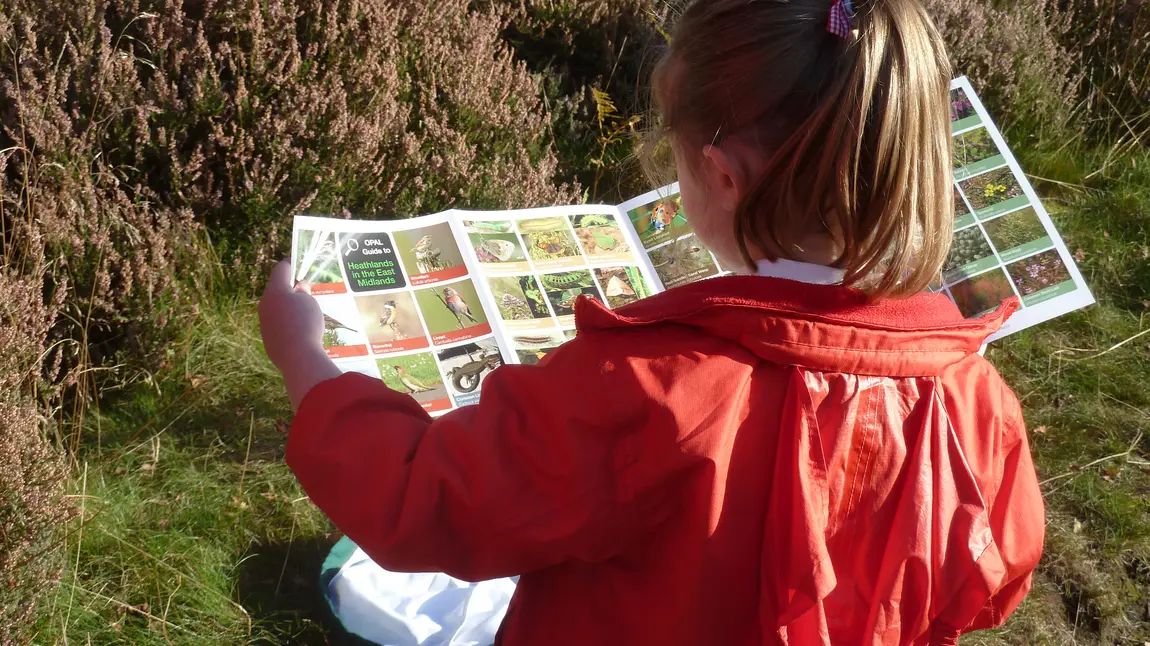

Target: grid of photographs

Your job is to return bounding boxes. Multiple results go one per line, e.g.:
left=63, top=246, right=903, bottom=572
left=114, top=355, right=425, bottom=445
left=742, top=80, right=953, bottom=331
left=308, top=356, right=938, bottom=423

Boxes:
left=292, top=218, right=504, bottom=415
left=462, top=210, right=653, bottom=343
left=943, top=84, right=1084, bottom=319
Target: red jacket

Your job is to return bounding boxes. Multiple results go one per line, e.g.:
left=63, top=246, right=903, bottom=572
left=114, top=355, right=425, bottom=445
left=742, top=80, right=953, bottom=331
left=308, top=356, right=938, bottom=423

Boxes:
left=287, top=276, right=1045, bottom=646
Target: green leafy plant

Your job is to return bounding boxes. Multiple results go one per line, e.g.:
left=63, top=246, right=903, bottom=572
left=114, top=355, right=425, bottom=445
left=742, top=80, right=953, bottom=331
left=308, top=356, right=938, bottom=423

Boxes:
left=983, top=208, right=1048, bottom=252
left=953, top=128, right=1001, bottom=168
left=590, top=88, right=643, bottom=201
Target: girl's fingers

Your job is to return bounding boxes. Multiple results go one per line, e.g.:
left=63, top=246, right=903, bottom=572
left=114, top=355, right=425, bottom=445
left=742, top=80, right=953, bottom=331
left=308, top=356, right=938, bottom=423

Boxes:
left=270, top=260, right=293, bottom=291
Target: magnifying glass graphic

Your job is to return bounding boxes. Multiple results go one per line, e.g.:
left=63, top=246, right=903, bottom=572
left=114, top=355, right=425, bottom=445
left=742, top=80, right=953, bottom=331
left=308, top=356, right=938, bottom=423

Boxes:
left=344, top=238, right=360, bottom=257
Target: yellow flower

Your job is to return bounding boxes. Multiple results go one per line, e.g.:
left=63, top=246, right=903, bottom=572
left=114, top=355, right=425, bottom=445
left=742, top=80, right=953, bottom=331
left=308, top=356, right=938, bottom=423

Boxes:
left=984, top=183, right=1007, bottom=198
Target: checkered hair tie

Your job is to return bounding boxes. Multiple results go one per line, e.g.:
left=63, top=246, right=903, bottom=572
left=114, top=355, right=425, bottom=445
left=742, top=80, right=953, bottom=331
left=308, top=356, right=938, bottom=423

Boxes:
left=827, top=0, right=855, bottom=38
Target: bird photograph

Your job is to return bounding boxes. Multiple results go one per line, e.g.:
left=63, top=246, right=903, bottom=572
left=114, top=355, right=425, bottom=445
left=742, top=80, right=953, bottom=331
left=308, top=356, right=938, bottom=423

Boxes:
left=378, top=300, right=398, bottom=330
left=442, top=286, right=479, bottom=328
left=411, top=235, right=445, bottom=274
left=354, top=293, right=424, bottom=346
left=294, top=229, right=344, bottom=285
left=317, top=300, right=368, bottom=351
left=393, top=365, right=434, bottom=394
left=375, top=300, right=409, bottom=341
left=322, top=313, right=358, bottom=348
left=323, top=313, right=354, bottom=333
left=393, top=224, right=464, bottom=278
left=378, top=354, right=447, bottom=404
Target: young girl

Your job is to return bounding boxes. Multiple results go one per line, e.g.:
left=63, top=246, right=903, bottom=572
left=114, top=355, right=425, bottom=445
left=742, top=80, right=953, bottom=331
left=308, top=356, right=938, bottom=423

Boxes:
left=260, top=0, right=1045, bottom=643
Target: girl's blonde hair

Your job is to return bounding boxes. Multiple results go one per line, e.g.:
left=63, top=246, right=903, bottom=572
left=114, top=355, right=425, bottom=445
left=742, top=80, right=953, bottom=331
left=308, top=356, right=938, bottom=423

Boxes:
left=646, top=0, right=954, bottom=297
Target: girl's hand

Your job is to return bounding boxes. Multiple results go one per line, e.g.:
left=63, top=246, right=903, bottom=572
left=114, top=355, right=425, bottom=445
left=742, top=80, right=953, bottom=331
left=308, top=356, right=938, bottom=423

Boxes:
left=259, top=261, right=342, bottom=412
left=260, top=261, right=324, bottom=368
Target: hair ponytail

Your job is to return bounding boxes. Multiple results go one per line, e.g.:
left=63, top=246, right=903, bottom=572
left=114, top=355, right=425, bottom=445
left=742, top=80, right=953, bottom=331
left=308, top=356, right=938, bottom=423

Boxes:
left=647, top=0, right=954, bottom=298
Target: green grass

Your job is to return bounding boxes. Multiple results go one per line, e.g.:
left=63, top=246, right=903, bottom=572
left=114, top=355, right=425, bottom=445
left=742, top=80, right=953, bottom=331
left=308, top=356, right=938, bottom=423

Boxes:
left=971, top=137, right=1150, bottom=644
left=31, top=298, right=349, bottom=645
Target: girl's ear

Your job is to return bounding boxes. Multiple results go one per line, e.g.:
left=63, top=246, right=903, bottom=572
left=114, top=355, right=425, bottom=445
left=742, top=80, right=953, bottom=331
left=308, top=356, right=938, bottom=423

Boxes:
left=701, top=143, right=748, bottom=214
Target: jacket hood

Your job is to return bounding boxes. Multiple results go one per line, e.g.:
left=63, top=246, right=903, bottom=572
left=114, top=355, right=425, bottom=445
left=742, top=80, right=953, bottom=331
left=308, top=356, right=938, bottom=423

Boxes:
left=574, top=275, right=1019, bottom=377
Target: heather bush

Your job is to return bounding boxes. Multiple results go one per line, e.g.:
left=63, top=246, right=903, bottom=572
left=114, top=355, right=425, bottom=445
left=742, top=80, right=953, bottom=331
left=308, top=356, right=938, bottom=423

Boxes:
left=0, top=0, right=584, bottom=638
left=1063, top=0, right=1150, bottom=136
left=498, top=0, right=1137, bottom=196
left=919, top=0, right=1078, bottom=129
left=3, top=0, right=580, bottom=280
left=2, top=0, right=189, bottom=629
left=0, top=0, right=590, bottom=415
left=495, top=0, right=674, bottom=200
left=0, top=274, right=73, bottom=644
left=917, top=0, right=1149, bottom=138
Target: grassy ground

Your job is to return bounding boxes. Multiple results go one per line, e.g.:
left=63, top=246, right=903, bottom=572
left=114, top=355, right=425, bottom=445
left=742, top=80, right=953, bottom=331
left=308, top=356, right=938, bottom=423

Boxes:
left=968, top=142, right=1150, bottom=644
left=31, top=300, right=345, bottom=644
left=32, top=145, right=1150, bottom=646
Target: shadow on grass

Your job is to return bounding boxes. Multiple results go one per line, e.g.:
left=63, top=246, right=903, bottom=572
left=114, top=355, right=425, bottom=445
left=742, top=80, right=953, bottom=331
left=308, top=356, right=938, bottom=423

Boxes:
left=78, top=381, right=296, bottom=467
left=237, top=534, right=378, bottom=646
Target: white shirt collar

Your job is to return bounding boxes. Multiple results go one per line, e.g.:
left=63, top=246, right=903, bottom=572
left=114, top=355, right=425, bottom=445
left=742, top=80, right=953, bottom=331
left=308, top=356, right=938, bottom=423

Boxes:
left=754, top=258, right=845, bottom=285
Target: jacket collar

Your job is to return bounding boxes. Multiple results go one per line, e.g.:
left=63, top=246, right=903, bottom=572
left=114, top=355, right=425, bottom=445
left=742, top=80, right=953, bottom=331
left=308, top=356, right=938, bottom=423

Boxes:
left=575, top=276, right=1019, bottom=377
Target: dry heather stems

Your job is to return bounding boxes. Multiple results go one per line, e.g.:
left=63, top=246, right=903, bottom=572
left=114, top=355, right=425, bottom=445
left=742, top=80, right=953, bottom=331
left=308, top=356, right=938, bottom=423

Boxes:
left=920, top=0, right=1078, bottom=126
left=0, top=275, right=73, bottom=644
left=4, top=0, right=580, bottom=284
left=1067, top=0, right=1150, bottom=135
left=493, top=0, right=653, bottom=26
